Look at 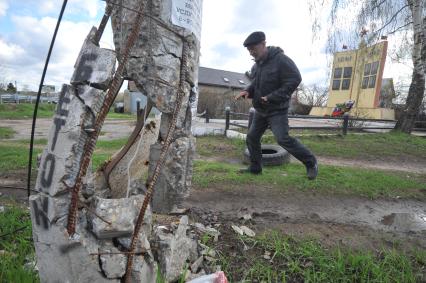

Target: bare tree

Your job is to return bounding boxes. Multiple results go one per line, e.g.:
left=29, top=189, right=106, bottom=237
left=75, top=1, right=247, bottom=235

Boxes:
left=0, top=65, right=6, bottom=93
left=308, top=0, right=425, bottom=133
left=297, top=83, right=328, bottom=107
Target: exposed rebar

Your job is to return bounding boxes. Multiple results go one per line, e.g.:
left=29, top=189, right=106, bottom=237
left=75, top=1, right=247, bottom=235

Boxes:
left=67, top=0, right=146, bottom=236
left=92, top=4, right=113, bottom=45
left=123, top=40, right=190, bottom=283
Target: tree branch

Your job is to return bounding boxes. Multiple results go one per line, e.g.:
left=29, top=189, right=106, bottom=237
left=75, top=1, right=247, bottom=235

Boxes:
left=371, top=0, right=388, bottom=11
left=388, top=21, right=413, bottom=34
left=373, top=4, right=410, bottom=35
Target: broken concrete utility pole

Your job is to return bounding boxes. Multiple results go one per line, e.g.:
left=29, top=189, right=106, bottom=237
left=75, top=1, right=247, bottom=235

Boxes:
left=30, top=0, right=204, bottom=282
left=109, top=0, right=201, bottom=214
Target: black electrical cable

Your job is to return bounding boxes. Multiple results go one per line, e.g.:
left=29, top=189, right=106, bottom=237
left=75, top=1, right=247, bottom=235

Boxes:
left=0, top=185, right=39, bottom=193
left=0, top=227, right=28, bottom=239
left=27, top=0, right=68, bottom=199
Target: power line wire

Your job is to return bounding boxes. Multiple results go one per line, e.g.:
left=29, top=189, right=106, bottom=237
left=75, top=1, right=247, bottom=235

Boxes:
left=27, top=0, right=68, bottom=199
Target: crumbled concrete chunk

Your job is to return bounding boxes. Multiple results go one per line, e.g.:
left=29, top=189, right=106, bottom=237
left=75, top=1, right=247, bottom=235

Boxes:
left=88, top=196, right=152, bottom=239
left=71, top=27, right=116, bottom=90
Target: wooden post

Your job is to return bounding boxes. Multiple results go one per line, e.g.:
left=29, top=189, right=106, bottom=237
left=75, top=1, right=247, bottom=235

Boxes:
left=225, top=106, right=230, bottom=134
left=342, top=113, right=349, bottom=135
left=136, top=100, right=141, bottom=116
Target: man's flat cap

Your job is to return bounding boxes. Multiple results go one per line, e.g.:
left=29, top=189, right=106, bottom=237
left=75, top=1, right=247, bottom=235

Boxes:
left=243, top=31, right=266, bottom=47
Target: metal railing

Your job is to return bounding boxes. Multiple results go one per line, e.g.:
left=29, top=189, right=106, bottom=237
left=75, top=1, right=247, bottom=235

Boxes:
left=224, top=107, right=426, bottom=135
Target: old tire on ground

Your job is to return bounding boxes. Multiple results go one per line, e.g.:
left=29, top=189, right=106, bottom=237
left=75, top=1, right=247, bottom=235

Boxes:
left=243, top=144, right=290, bottom=166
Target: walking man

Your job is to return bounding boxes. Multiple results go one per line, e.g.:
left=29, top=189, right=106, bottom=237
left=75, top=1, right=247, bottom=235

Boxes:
left=235, top=31, right=318, bottom=180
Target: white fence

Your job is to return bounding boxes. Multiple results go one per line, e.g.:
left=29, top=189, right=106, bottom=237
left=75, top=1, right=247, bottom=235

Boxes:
left=0, top=94, right=58, bottom=104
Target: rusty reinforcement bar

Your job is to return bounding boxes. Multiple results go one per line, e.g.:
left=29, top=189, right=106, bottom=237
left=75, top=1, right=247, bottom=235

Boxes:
left=92, top=4, right=113, bottom=46
left=123, top=40, right=190, bottom=283
left=67, top=0, right=146, bottom=236
left=103, top=102, right=153, bottom=187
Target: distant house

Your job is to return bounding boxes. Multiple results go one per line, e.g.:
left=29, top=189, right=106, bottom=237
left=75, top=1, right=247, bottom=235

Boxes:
left=197, top=66, right=252, bottom=118
left=124, top=81, right=160, bottom=115
left=124, top=67, right=252, bottom=118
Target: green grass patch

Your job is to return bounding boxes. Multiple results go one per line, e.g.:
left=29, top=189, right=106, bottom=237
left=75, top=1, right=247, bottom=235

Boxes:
left=296, top=131, right=426, bottom=160
left=95, top=138, right=128, bottom=151
left=196, top=135, right=245, bottom=159
left=210, top=231, right=425, bottom=282
left=0, top=204, right=39, bottom=282
left=0, top=138, right=128, bottom=172
left=91, top=153, right=112, bottom=170
left=15, top=139, right=48, bottom=146
left=0, top=103, right=56, bottom=119
left=197, top=132, right=426, bottom=162
left=0, top=127, right=15, bottom=139
left=0, top=144, right=41, bottom=172
left=236, top=128, right=343, bottom=136
left=92, top=138, right=128, bottom=170
left=193, top=160, right=426, bottom=199
left=0, top=102, right=139, bottom=120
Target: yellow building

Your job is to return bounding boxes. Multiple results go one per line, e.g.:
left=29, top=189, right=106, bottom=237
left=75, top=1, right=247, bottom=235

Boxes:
left=310, top=40, right=395, bottom=120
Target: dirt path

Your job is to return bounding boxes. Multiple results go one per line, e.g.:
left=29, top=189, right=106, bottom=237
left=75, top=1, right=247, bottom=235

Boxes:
left=185, top=185, right=426, bottom=251
left=197, top=153, right=426, bottom=175
left=0, top=118, right=136, bottom=140
left=189, top=154, right=426, bottom=251
left=318, top=156, right=426, bottom=174
left=0, top=170, right=29, bottom=203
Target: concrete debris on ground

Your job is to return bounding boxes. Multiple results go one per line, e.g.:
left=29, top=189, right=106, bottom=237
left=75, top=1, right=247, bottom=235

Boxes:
left=240, top=226, right=256, bottom=237
left=193, top=222, right=220, bottom=241
left=237, top=211, right=253, bottom=221
left=153, top=216, right=199, bottom=282
left=231, top=224, right=256, bottom=237
left=231, top=225, right=244, bottom=236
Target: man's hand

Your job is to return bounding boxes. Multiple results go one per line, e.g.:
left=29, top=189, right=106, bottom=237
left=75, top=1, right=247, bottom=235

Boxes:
left=235, top=91, right=249, bottom=100
left=260, top=96, right=268, bottom=103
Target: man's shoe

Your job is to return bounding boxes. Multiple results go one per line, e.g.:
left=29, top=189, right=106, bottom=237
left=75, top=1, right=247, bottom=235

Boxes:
left=238, top=167, right=262, bottom=175
left=306, top=163, right=318, bottom=180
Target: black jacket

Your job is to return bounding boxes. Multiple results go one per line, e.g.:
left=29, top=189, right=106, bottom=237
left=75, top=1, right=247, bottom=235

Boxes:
left=245, top=46, right=302, bottom=114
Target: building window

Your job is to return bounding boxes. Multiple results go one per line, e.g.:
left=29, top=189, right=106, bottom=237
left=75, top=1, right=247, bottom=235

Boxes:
left=332, top=66, right=351, bottom=90
left=368, top=75, right=376, bottom=88
left=371, top=61, right=379, bottom=74
left=364, top=63, right=371, bottom=76
left=342, top=79, right=351, bottom=90
left=343, top=67, right=352, bottom=78
left=362, top=61, right=379, bottom=89
left=334, top=68, right=342, bottom=79
left=362, top=77, right=369, bottom=89
left=332, top=79, right=341, bottom=90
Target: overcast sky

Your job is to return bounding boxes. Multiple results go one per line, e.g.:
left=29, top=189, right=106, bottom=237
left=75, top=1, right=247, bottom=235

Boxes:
left=0, top=0, right=412, bottom=91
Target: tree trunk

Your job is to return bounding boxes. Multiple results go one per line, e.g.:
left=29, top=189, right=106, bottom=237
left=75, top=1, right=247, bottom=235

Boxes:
left=394, top=0, right=425, bottom=133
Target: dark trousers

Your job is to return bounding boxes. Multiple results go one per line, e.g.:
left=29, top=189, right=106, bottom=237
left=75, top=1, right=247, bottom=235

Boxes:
left=246, top=110, right=316, bottom=170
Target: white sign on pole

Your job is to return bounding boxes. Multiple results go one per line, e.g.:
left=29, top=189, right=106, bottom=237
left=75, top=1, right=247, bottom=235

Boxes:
left=171, top=0, right=203, bottom=40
